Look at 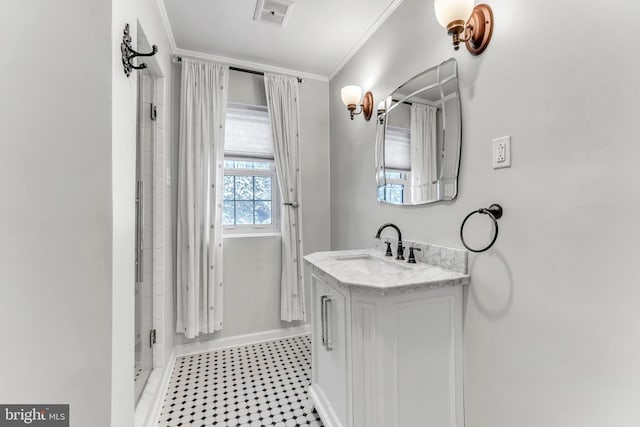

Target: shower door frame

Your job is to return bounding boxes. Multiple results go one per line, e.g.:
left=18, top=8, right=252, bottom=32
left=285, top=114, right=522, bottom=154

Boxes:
left=134, top=23, right=168, bottom=406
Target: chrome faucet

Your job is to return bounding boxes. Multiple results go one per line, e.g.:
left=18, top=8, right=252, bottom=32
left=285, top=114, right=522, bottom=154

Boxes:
left=374, top=223, right=404, bottom=260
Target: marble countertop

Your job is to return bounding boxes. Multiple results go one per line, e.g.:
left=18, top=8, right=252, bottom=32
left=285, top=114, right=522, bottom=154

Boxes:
left=304, top=248, right=470, bottom=296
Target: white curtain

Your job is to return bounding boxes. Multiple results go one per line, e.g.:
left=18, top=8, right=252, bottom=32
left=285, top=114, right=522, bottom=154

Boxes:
left=410, top=104, right=438, bottom=201
left=176, top=59, right=229, bottom=338
left=375, top=117, right=386, bottom=186
left=264, top=73, right=305, bottom=322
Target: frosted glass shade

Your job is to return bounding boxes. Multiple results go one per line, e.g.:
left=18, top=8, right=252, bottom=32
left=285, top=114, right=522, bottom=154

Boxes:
left=434, top=0, right=474, bottom=28
left=341, top=85, right=362, bottom=106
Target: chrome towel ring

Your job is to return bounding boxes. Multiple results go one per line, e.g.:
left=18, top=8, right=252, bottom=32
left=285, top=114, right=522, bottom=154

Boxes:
left=460, top=204, right=503, bottom=253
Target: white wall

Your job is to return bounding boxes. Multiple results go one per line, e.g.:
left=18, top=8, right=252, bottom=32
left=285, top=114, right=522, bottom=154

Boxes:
left=112, top=0, right=175, bottom=424
left=0, top=1, right=113, bottom=425
left=330, top=0, right=640, bottom=426
left=172, top=69, right=331, bottom=345
left=0, top=1, right=174, bottom=426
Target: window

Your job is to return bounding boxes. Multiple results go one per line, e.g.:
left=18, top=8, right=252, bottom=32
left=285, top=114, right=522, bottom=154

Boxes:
left=378, top=126, right=410, bottom=203
left=378, top=171, right=408, bottom=204
left=223, top=104, right=279, bottom=233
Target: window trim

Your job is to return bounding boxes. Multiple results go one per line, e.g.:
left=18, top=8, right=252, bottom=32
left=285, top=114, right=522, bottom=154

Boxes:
left=379, top=169, right=409, bottom=204
left=223, top=156, right=280, bottom=235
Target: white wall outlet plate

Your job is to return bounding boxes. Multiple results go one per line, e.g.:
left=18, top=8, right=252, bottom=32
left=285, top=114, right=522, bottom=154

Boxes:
left=492, top=136, right=511, bottom=169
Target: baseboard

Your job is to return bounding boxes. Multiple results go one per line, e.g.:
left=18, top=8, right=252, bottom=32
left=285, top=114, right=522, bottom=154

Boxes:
left=174, top=324, right=311, bottom=357
left=309, top=384, right=343, bottom=427
left=138, top=325, right=311, bottom=426
left=135, top=347, right=176, bottom=427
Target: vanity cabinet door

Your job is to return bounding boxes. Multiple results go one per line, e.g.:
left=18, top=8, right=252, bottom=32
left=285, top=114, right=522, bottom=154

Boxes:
left=310, top=273, right=350, bottom=427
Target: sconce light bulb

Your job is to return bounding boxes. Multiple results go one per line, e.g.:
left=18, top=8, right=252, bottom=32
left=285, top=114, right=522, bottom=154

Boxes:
left=434, top=0, right=474, bottom=29
left=341, top=85, right=362, bottom=107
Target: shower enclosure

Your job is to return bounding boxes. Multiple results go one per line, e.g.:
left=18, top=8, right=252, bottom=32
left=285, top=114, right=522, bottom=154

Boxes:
left=135, top=69, right=157, bottom=403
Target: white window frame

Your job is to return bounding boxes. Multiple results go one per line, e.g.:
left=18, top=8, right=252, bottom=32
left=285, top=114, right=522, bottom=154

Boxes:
left=223, top=103, right=281, bottom=235
left=223, top=158, right=280, bottom=235
left=380, top=169, right=409, bottom=204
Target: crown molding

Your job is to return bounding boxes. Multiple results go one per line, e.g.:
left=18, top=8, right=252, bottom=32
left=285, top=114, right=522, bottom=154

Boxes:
left=156, top=0, right=177, bottom=52
left=328, top=0, right=404, bottom=80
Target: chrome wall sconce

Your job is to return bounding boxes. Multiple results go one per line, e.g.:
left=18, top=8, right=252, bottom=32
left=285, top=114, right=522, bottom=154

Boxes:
left=434, top=0, right=493, bottom=55
left=340, top=86, right=374, bottom=121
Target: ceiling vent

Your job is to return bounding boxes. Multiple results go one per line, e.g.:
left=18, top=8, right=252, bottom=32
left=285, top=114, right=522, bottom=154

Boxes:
left=253, top=0, right=295, bottom=27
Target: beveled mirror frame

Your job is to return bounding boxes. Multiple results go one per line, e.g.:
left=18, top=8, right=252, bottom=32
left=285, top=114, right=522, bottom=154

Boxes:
left=375, top=58, right=462, bottom=206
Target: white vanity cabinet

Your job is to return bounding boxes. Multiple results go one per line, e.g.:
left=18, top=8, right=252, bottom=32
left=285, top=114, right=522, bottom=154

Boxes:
left=305, top=249, right=469, bottom=427
left=309, top=272, right=351, bottom=426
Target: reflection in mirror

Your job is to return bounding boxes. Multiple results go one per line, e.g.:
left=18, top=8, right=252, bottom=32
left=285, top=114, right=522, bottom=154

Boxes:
left=375, top=58, right=461, bottom=205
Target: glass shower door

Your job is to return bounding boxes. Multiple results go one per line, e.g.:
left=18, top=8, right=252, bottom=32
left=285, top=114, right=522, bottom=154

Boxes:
left=135, top=71, right=156, bottom=403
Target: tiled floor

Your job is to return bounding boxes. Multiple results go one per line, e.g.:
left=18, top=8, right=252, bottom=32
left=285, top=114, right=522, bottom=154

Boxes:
left=157, top=335, right=323, bottom=427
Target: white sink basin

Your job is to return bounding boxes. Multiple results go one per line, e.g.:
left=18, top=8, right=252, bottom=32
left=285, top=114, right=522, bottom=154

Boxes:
left=331, top=253, right=411, bottom=275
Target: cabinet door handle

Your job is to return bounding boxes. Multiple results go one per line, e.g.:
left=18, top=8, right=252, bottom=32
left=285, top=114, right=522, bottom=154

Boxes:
left=320, top=295, right=328, bottom=347
left=322, top=295, right=334, bottom=351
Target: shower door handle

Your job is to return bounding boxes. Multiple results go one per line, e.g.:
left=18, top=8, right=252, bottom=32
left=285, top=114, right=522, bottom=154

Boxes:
left=135, top=180, right=144, bottom=284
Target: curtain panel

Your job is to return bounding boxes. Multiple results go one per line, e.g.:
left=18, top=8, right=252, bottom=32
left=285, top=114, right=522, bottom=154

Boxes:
left=410, top=104, right=438, bottom=201
left=264, top=73, right=305, bottom=322
left=176, top=59, right=229, bottom=338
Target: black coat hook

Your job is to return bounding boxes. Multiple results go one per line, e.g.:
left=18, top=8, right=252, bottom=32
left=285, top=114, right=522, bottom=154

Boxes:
left=121, top=23, right=158, bottom=78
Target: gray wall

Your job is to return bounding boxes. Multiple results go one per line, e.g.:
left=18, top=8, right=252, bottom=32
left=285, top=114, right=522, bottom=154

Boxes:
left=172, top=69, right=331, bottom=345
left=0, top=1, right=113, bottom=425
left=0, top=1, right=175, bottom=425
left=330, top=0, right=640, bottom=426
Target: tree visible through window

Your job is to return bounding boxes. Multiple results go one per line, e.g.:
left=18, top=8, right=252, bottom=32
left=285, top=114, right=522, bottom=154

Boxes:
left=223, top=160, right=276, bottom=226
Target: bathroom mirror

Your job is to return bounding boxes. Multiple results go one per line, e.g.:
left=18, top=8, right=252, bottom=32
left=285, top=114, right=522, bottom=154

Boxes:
left=375, top=58, right=461, bottom=205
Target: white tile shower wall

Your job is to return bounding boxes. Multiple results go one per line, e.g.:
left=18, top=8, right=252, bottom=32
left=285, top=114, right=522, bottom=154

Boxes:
left=152, top=76, right=167, bottom=369
left=137, top=70, right=168, bottom=374
left=139, top=73, right=155, bottom=372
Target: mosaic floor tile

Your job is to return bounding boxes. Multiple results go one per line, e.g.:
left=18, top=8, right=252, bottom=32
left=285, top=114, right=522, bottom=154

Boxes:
left=157, top=335, right=323, bottom=427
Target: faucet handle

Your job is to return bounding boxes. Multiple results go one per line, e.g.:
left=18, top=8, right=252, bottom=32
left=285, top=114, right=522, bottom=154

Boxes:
left=384, top=240, right=393, bottom=257
left=407, top=247, right=422, bottom=263
left=396, top=241, right=405, bottom=261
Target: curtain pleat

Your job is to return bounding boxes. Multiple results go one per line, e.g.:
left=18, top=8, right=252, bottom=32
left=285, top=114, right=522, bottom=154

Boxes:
left=410, top=104, right=438, bottom=202
left=264, top=73, right=305, bottom=322
left=176, top=59, right=228, bottom=338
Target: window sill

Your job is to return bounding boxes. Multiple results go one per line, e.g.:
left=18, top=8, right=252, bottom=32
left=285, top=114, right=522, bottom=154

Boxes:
left=223, top=232, right=281, bottom=239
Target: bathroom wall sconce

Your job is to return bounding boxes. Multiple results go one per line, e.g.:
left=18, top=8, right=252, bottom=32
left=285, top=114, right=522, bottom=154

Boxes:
left=341, top=86, right=373, bottom=121
left=434, top=0, right=493, bottom=55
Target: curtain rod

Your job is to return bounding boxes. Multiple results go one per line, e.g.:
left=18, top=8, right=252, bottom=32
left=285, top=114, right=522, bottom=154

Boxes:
left=392, top=98, right=441, bottom=110
left=173, top=55, right=303, bottom=84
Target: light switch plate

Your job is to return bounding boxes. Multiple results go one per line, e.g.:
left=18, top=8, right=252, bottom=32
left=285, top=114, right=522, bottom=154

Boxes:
left=492, top=136, right=511, bottom=169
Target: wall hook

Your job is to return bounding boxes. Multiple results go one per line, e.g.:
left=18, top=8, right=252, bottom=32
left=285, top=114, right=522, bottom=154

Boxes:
left=121, top=23, right=158, bottom=78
